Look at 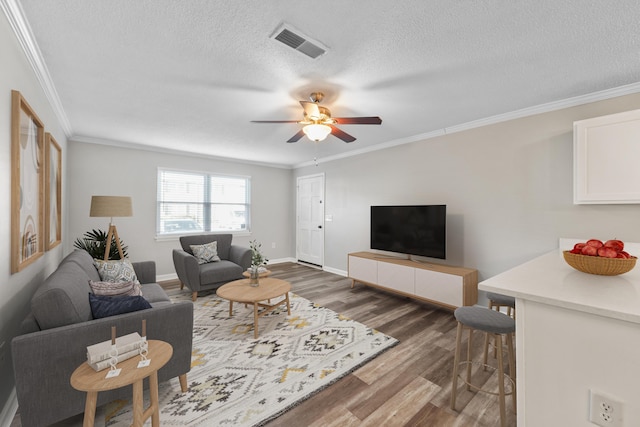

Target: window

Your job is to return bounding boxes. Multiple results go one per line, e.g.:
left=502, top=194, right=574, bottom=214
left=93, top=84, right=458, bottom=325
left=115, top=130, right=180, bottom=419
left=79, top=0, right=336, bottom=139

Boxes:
left=157, top=169, right=250, bottom=235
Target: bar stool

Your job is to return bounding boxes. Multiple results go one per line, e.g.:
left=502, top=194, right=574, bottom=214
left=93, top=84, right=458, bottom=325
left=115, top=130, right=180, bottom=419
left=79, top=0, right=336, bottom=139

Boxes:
left=487, top=292, right=516, bottom=318
left=450, top=306, right=516, bottom=427
left=484, top=292, right=516, bottom=362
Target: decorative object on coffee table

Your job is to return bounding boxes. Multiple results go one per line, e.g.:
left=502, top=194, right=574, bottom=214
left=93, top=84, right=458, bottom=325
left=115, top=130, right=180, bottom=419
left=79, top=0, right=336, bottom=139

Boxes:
left=248, top=239, right=268, bottom=286
left=243, top=267, right=271, bottom=278
left=89, top=195, right=133, bottom=260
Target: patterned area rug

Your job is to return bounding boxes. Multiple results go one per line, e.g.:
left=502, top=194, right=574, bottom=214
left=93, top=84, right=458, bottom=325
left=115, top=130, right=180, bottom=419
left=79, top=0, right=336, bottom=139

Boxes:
left=105, top=291, right=398, bottom=426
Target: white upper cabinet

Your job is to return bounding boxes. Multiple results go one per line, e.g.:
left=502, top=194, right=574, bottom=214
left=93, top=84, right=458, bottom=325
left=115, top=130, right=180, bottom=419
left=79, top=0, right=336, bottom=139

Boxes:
left=574, top=109, right=640, bottom=204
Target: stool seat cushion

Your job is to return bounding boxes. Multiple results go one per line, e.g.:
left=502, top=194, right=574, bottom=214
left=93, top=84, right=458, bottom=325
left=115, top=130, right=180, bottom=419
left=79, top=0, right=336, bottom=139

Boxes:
left=487, top=292, right=516, bottom=307
left=454, top=306, right=515, bottom=334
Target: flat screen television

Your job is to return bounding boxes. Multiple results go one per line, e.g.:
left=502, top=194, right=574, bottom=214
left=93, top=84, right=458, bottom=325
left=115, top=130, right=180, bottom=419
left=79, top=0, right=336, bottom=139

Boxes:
left=370, top=205, right=446, bottom=259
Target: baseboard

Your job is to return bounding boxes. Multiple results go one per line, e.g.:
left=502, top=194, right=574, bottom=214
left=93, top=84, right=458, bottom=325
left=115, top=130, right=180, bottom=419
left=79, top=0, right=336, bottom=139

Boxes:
left=157, top=258, right=345, bottom=284
left=322, top=265, right=347, bottom=277
left=0, top=388, right=18, bottom=427
left=269, top=257, right=297, bottom=265
left=156, top=257, right=299, bottom=284
left=157, top=272, right=178, bottom=283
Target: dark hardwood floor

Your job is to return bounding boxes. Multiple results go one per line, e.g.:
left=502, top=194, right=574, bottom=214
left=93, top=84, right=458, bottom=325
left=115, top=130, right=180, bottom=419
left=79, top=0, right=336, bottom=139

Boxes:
left=260, top=263, right=516, bottom=427
left=11, top=262, right=515, bottom=427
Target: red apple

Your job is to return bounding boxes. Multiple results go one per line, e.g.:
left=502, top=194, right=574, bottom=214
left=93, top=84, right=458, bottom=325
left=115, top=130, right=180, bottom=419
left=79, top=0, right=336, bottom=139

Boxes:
left=573, top=243, right=586, bottom=251
left=570, top=248, right=582, bottom=254
left=581, top=245, right=598, bottom=256
left=619, top=251, right=631, bottom=259
left=586, top=239, right=604, bottom=248
left=597, top=247, right=618, bottom=258
left=604, top=239, right=624, bottom=252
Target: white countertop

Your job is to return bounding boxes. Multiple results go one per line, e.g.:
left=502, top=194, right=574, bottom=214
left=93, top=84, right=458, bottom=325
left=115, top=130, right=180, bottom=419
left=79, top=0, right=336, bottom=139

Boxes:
left=479, top=241, right=640, bottom=324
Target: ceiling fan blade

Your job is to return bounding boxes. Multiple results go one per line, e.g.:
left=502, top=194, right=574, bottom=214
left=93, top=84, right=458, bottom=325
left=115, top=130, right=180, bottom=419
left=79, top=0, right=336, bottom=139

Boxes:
left=287, top=129, right=306, bottom=143
left=333, top=116, right=382, bottom=125
left=330, top=125, right=356, bottom=143
left=251, top=120, right=299, bottom=123
left=300, top=101, right=321, bottom=120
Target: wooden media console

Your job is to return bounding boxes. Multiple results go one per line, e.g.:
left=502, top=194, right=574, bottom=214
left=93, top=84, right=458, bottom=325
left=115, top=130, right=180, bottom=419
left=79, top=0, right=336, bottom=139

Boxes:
left=348, top=251, right=478, bottom=310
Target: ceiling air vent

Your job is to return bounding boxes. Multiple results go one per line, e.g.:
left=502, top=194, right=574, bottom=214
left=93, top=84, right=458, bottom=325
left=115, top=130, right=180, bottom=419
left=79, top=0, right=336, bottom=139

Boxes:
left=271, top=24, right=327, bottom=59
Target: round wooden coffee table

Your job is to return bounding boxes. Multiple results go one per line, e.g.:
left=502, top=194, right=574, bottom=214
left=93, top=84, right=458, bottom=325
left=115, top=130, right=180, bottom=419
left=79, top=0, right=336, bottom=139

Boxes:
left=70, top=340, right=172, bottom=427
left=216, top=277, right=291, bottom=339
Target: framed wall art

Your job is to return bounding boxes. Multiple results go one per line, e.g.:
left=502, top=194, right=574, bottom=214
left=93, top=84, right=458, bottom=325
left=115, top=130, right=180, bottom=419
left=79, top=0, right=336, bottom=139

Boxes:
left=45, top=132, right=62, bottom=250
left=11, top=90, right=45, bottom=273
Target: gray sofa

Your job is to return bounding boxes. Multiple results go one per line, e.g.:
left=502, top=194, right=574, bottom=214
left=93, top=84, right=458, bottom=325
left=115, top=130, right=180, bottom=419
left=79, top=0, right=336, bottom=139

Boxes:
left=172, top=234, right=252, bottom=301
left=11, top=250, right=193, bottom=427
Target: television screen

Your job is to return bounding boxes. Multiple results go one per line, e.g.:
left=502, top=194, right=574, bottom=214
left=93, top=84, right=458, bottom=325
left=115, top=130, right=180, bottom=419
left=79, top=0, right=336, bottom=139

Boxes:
left=370, top=205, right=446, bottom=259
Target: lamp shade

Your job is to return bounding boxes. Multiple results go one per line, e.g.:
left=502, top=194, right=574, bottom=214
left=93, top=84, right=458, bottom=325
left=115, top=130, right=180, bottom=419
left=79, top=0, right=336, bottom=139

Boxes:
left=303, top=124, right=332, bottom=142
left=90, top=196, right=133, bottom=218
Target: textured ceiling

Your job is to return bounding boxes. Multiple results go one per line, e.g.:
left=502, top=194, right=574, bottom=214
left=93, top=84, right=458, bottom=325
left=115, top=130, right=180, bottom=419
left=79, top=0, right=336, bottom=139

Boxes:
left=12, top=0, right=640, bottom=167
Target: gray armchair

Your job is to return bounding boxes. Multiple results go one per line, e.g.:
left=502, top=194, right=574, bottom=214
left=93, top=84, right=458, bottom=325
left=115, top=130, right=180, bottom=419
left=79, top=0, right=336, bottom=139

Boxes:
left=173, top=234, right=252, bottom=301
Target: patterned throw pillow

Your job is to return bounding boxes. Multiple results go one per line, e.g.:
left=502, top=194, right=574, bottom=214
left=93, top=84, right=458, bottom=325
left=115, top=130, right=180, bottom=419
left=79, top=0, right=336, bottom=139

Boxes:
left=94, top=259, right=140, bottom=284
left=89, top=280, right=142, bottom=297
left=190, top=241, right=221, bottom=264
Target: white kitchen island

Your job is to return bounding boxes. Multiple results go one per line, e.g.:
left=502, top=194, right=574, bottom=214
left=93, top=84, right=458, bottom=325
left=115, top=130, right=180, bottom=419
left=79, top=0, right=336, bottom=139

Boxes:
left=479, top=239, right=640, bottom=426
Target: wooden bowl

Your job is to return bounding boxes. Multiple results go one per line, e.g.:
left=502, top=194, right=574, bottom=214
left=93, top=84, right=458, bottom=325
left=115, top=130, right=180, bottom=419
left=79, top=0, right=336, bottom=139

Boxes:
left=562, top=251, right=637, bottom=276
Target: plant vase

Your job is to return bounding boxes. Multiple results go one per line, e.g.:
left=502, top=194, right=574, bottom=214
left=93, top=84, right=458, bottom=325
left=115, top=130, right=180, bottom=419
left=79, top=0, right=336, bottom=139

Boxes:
left=249, top=267, right=260, bottom=287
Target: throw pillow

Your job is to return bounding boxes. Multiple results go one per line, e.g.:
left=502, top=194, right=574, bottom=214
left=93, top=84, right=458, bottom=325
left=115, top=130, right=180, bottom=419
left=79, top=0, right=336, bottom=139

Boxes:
left=190, top=241, right=221, bottom=264
left=94, top=259, right=140, bottom=284
left=89, top=280, right=143, bottom=297
left=89, top=293, right=152, bottom=319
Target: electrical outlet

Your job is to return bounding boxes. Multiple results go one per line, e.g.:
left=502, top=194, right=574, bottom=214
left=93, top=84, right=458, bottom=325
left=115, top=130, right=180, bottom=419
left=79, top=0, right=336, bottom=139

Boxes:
left=589, top=389, right=623, bottom=427
left=271, top=242, right=276, bottom=249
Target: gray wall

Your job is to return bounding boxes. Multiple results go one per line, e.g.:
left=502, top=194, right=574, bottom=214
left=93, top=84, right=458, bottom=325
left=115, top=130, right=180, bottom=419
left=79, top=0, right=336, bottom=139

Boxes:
left=0, top=12, right=68, bottom=420
left=66, top=142, right=294, bottom=276
left=294, top=93, right=640, bottom=284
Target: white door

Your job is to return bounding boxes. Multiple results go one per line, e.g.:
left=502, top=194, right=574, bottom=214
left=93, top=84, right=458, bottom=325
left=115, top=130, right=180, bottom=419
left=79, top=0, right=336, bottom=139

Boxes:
left=297, top=174, right=324, bottom=266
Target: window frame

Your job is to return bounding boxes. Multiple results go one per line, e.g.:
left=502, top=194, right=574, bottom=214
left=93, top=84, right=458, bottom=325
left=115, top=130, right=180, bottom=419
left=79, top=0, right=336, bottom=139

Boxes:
left=156, top=167, right=251, bottom=238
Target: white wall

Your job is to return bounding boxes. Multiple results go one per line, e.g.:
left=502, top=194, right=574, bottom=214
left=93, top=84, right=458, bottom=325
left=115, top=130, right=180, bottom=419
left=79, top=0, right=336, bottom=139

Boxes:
left=0, top=11, right=68, bottom=422
left=519, top=300, right=640, bottom=425
left=294, top=93, right=640, bottom=288
left=66, top=142, right=294, bottom=277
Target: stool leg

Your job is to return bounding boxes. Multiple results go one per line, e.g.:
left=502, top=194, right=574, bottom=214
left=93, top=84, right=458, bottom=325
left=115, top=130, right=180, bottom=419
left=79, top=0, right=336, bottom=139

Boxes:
left=450, top=322, right=464, bottom=410
left=488, top=301, right=499, bottom=359
left=483, top=331, right=490, bottom=370
left=466, top=327, right=473, bottom=391
left=496, top=333, right=507, bottom=427
left=507, top=331, right=517, bottom=413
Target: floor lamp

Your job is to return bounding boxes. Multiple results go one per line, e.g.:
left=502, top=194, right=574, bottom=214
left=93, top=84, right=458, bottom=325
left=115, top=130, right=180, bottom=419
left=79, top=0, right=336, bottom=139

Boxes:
left=90, top=196, right=133, bottom=261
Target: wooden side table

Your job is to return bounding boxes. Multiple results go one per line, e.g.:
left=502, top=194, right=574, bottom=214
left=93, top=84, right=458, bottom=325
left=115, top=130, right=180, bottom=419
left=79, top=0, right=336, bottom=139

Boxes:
left=70, top=340, right=172, bottom=427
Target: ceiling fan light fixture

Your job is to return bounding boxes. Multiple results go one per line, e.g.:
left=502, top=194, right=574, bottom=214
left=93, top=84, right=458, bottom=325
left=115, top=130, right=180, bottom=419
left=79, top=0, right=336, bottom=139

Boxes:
left=303, top=124, right=332, bottom=142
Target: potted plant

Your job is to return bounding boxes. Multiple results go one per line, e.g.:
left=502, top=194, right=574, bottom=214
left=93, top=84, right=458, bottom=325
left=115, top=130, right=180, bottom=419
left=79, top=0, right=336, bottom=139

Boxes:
left=249, top=239, right=268, bottom=286
left=73, top=229, right=129, bottom=260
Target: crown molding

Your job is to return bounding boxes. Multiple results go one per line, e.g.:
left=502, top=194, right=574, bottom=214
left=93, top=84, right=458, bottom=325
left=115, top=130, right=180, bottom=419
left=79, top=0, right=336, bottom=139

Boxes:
left=295, top=81, right=640, bottom=169
left=1, top=0, right=72, bottom=136
left=71, top=135, right=294, bottom=170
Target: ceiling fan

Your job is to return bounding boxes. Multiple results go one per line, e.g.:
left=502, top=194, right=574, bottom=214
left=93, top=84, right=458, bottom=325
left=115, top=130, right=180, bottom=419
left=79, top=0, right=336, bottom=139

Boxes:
left=251, top=92, right=382, bottom=143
